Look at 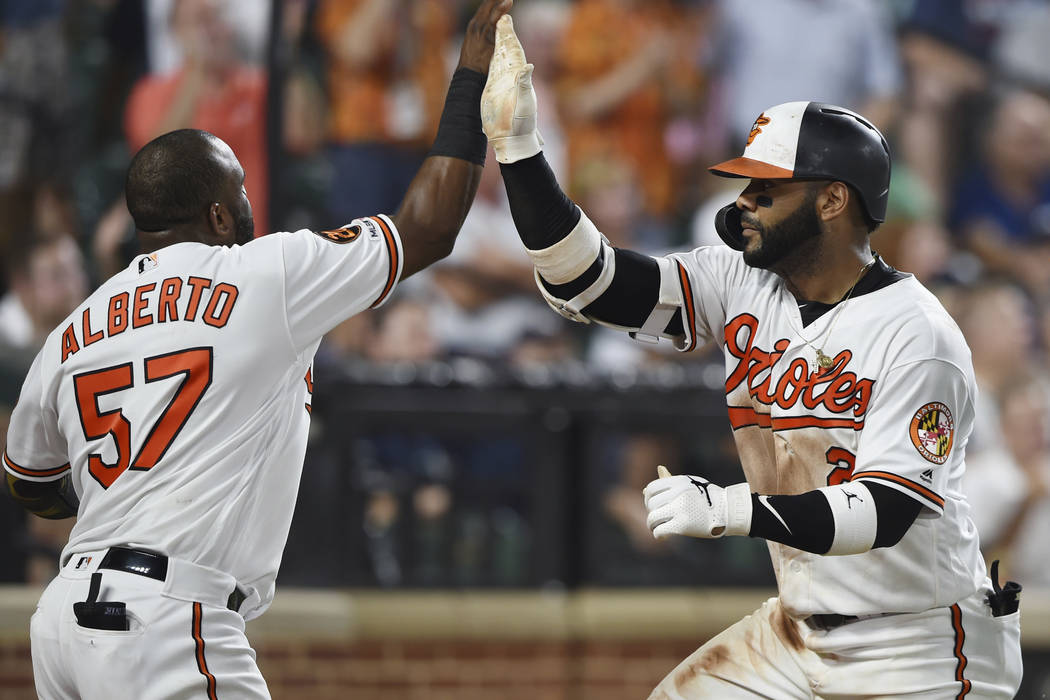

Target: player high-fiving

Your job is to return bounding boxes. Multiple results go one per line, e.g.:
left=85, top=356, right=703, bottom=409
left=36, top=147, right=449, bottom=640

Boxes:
left=483, top=17, right=1022, bottom=700
left=3, top=1, right=512, bottom=697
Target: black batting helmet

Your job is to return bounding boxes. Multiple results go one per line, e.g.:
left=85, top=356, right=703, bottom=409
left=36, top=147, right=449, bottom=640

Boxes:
left=708, top=101, right=891, bottom=250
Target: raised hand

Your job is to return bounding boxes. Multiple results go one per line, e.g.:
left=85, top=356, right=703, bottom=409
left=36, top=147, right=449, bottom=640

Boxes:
left=481, top=15, right=543, bottom=163
left=457, top=0, right=514, bottom=74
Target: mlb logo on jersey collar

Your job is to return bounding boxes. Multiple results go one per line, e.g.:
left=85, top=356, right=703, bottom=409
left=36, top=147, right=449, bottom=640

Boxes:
left=138, top=253, right=159, bottom=274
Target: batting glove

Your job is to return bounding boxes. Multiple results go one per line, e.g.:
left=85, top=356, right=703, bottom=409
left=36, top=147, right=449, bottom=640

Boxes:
left=481, top=15, right=543, bottom=163
left=643, top=466, right=753, bottom=539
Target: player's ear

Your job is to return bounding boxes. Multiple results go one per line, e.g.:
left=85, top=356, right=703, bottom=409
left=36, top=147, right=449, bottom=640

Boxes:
left=208, top=202, right=234, bottom=242
left=816, top=181, right=850, bottom=223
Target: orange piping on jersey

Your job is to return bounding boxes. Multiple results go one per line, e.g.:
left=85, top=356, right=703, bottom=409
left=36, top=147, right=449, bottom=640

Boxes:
left=370, top=216, right=399, bottom=308
left=192, top=602, right=219, bottom=700
left=2, top=451, right=70, bottom=478
left=850, top=470, right=945, bottom=508
left=728, top=405, right=772, bottom=429
left=771, top=416, right=865, bottom=431
left=726, top=407, right=864, bottom=432
left=950, top=603, right=971, bottom=699
left=675, top=262, right=697, bottom=351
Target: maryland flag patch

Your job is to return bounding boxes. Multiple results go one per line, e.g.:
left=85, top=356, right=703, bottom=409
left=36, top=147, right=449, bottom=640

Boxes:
left=910, top=402, right=954, bottom=464
left=315, top=225, right=362, bottom=244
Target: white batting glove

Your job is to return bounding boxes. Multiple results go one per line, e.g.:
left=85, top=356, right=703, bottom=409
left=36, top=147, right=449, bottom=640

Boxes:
left=643, top=466, right=753, bottom=540
left=481, top=15, right=543, bottom=163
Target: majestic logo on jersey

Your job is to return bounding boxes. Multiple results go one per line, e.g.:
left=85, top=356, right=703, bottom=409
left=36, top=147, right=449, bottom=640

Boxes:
left=724, top=313, right=875, bottom=429
left=747, top=114, right=771, bottom=146
left=316, top=225, right=362, bottom=244
left=910, top=402, right=954, bottom=464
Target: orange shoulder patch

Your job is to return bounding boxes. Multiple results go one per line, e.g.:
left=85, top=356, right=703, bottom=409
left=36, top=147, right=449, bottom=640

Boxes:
left=315, top=225, right=362, bottom=244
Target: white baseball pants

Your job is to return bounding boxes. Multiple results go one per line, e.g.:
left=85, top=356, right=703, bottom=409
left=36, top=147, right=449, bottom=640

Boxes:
left=30, top=549, right=270, bottom=700
left=649, top=586, right=1022, bottom=699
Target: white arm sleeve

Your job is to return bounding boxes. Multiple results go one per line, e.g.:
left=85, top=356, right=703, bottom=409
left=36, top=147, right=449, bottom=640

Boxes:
left=818, top=482, right=878, bottom=555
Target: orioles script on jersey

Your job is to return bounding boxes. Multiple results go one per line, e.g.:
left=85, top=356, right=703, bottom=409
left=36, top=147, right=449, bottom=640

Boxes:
left=60, top=276, right=239, bottom=363
left=724, top=313, right=875, bottom=420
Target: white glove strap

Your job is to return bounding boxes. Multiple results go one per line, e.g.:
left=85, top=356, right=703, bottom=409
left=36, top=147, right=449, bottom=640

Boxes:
left=723, top=483, right=754, bottom=537
left=818, top=482, right=878, bottom=555
left=491, top=132, right=544, bottom=164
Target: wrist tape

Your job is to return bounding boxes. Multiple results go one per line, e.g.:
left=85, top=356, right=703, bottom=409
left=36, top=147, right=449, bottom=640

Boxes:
left=429, top=68, right=487, bottom=165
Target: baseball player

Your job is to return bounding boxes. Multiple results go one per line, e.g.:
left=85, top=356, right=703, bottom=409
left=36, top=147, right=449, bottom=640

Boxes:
left=2, top=1, right=512, bottom=697
left=482, top=17, right=1023, bottom=699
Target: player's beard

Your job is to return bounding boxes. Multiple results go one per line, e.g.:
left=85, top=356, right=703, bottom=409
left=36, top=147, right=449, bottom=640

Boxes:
left=741, top=189, right=821, bottom=270
left=233, top=209, right=254, bottom=245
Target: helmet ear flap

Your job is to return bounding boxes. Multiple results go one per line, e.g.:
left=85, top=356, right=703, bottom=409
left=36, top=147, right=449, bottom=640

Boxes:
left=714, top=204, right=746, bottom=251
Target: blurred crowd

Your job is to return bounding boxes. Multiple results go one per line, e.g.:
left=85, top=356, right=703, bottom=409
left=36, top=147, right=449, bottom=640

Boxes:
left=2, top=0, right=1050, bottom=589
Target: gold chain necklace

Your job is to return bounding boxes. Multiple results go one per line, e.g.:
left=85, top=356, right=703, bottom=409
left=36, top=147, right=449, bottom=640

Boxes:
left=791, top=256, right=877, bottom=370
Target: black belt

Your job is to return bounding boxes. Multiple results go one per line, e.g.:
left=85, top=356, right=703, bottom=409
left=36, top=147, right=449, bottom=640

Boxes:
left=803, top=613, right=860, bottom=631
left=99, top=546, right=247, bottom=612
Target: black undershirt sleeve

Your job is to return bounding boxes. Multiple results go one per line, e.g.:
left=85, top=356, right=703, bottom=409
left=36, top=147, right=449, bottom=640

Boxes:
left=499, top=153, right=580, bottom=250
left=499, top=154, right=685, bottom=336
left=748, top=481, right=923, bottom=554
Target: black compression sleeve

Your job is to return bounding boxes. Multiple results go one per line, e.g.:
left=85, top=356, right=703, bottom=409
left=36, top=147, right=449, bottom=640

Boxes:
left=748, top=481, right=923, bottom=554
left=868, top=481, right=923, bottom=547
left=749, top=490, right=835, bottom=554
left=500, top=153, right=581, bottom=250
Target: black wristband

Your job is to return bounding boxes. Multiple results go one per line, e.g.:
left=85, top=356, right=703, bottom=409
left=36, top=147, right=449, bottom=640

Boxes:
left=428, top=68, right=487, bottom=165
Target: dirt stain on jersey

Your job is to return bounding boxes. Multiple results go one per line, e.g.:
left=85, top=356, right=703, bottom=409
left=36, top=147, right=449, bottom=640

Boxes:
left=673, top=644, right=730, bottom=689
left=772, top=605, right=805, bottom=652
left=775, top=431, right=833, bottom=495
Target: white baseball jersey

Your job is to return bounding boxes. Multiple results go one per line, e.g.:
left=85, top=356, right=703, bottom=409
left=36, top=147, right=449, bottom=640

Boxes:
left=666, top=245, right=985, bottom=617
left=3, top=215, right=403, bottom=619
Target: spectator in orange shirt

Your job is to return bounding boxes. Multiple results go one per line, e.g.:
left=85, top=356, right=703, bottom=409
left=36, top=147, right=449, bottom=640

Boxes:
left=124, top=0, right=269, bottom=237
left=557, top=0, right=706, bottom=223
left=315, top=0, right=453, bottom=224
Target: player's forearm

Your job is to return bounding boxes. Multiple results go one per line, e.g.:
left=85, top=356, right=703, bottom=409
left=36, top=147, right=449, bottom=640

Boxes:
left=500, top=155, right=682, bottom=333
left=394, top=155, right=482, bottom=278
left=392, top=68, right=487, bottom=279
left=749, top=481, right=921, bottom=555
left=5, top=472, right=79, bottom=520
